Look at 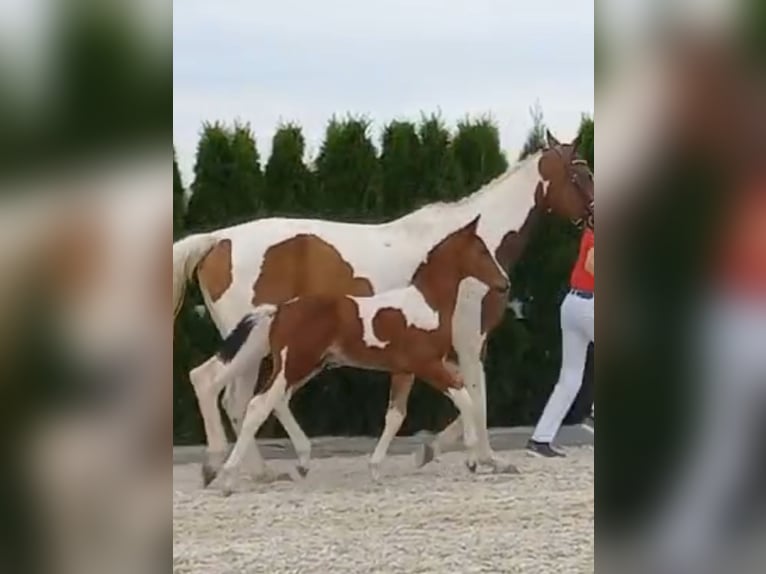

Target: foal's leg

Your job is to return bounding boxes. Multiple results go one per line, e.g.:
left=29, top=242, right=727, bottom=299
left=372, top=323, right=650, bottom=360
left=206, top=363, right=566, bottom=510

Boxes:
left=369, top=373, right=414, bottom=481
left=415, top=362, right=479, bottom=471
left=214, top=368, right=290, bottom=496
left=273, top=399, right=312, bottom=478
left=414, top=361, right=464, bottom=468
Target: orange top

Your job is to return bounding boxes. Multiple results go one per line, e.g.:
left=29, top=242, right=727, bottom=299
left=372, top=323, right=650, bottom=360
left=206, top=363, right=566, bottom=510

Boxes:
left=570, top=227, right=595, bottom=292
left=716, top=177, right=766, bottom=298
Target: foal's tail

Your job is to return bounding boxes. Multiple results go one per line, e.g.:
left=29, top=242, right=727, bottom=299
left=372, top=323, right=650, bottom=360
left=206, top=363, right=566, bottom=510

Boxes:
left=173, top=233, right=219, bottom=318
left=217, top=304, right=279, bottom=364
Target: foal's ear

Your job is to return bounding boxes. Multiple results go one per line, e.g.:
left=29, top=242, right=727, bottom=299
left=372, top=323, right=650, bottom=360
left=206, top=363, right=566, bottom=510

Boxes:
left=462, top=214, right=481, bottom=234
left=545, top=129, right=561, bottom=149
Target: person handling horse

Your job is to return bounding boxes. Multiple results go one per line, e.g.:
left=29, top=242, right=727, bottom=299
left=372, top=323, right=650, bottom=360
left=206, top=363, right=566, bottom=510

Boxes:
left=527, top=210, right=594, bottom=457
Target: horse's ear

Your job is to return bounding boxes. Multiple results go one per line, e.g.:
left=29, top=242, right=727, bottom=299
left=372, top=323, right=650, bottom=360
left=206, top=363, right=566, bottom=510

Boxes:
left=545, top=129, right=561, bottom=149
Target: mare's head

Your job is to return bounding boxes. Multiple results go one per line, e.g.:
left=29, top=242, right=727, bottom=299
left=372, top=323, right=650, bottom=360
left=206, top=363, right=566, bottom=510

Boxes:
left=537, top=130, right=594, bottom=230
left=440, top=215, right=510, bottom=293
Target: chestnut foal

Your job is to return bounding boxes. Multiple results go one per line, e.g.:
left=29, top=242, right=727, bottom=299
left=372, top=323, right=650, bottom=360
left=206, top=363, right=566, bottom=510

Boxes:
left=207, top=215, right=509, bottom=492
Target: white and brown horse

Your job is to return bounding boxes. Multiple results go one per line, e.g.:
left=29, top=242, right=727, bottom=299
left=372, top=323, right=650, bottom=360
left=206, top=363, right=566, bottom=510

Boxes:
left=199, top=215, right=509, bottom=492
left=173, top=130, right=594, bottom=482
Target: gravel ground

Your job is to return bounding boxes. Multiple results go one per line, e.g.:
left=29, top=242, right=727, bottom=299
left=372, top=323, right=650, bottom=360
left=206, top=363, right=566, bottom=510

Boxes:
left=173, top=447, right=593, bottom=574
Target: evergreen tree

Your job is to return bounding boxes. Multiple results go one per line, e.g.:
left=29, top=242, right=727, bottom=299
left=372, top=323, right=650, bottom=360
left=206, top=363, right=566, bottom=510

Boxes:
left=314, top=115, right=379, bottom=218
left=264, top=123, right=313, bottom=215
left=379, top=120, right=422, bottom=216
left=577, top=114, right=594, bottom=169
left=172, top=150, right=185, bottom=240
left=451, top=115, right=508, bottom=193
left=417, top=113, right=463, bottom=202
left=185, top=121, right=262, bottom=231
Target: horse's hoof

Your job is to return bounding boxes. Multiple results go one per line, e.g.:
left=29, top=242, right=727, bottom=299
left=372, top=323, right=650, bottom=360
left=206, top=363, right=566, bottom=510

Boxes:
left=493, top=461, right=520, bottom=475
left=369, top=463, right=382, bottom=483
left=466, top=460, right=477, bottom=473
left=201, top=463, right=217, bottom=488
left=296, top=465, right=309, bottom=478
left=220, top=487, right=233, bottom=498
left=414, top=444, right=435, bottom=468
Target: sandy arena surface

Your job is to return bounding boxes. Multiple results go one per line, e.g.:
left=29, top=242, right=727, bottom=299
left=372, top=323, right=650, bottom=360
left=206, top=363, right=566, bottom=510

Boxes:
left=173, top=447, right=593, bottom=574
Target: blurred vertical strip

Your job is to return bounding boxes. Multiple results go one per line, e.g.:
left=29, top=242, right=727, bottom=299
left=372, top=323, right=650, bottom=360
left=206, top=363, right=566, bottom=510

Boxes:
left=0, top=1, right=170, bottom=573
left=597, top=0, right=766, bottom=573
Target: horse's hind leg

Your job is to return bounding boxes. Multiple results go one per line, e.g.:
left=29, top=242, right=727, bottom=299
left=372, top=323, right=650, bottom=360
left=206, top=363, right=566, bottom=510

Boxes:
left=214, top=366, right=290, bottom=495
left=189, top=356, right=232, bottom=486
left=221, top=357, right=275, bottom=480
left=369, top=373, right=414, bottom=481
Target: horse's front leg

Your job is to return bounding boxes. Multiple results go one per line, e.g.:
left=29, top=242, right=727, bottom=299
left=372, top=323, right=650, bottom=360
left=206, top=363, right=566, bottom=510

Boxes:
left=459, top=355, right=518, bottom=474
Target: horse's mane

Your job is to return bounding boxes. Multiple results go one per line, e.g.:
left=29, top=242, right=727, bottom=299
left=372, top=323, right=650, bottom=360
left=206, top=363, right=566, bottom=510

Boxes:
left=396, top=152, right=539, bottom=223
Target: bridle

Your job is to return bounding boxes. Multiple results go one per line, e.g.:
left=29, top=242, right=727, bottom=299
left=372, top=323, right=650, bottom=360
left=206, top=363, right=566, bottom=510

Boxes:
left=570, top=158, right=594, bottom=230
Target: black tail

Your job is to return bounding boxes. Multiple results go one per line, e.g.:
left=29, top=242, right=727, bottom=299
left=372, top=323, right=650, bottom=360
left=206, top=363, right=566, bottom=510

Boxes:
left=217, top=314, right=259, bottom=363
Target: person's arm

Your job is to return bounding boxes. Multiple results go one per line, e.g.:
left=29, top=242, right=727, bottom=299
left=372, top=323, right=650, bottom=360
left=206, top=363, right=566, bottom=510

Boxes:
left=585, top=246, right=594, bottom=276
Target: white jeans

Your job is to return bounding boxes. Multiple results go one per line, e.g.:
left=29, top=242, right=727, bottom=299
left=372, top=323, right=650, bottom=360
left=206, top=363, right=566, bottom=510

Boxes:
left=532, top=291, right=595, bottom=443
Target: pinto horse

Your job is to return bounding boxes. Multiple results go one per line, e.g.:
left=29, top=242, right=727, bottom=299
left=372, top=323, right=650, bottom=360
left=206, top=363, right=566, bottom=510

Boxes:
left=173, top=130, right=594, bottom=483
left=199, top=215, right=509, bottom=492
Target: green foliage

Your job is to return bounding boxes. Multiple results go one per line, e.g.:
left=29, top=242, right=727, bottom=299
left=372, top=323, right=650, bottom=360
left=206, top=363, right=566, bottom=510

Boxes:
left=264, top=123, right=314, bottom=214
left=315, top=115, right=380, bottom=218
left=185, top=121, right=262, bottom=231
left=173, top=109, right=595, bottom=444
left=173, top=150, right=185, bottom=240
left=417, top=113, right=463, bottom=202
left=577, top=114, right=594, bottom=169
left=518, top=101, right=547, bottom=160
left=451, top=115, right=509, bottom=191
left=379, top=120, right=422, bottom=216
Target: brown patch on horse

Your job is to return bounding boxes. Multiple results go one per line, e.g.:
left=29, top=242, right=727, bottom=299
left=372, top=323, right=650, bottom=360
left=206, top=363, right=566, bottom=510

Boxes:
left=197, top=239, right=233, bottom=303
left=252, top=234, right=373, bottom=306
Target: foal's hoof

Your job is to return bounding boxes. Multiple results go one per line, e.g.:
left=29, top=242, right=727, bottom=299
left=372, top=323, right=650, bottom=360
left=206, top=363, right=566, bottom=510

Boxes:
left=414, top=443, right=435, bottom=468
left=296, top=465, right=310, bottom=479
left=466, top=460, right=478, bottom=474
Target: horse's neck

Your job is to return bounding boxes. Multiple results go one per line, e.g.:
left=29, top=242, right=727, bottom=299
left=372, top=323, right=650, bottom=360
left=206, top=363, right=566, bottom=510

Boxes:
left=391, top=156, right=541, bottom=258
left=494, top=205, right=544, bottom=270
left=411, top=255, right=462, bottom=330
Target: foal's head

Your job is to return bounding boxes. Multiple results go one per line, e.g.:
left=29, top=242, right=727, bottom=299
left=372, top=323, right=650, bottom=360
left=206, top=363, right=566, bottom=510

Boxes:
left=434, top=216, right=509, bottom=293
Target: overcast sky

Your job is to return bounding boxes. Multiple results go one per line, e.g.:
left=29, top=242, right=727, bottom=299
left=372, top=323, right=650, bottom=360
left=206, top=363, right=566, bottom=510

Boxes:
left=174, top=0, right=593, bottom=186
